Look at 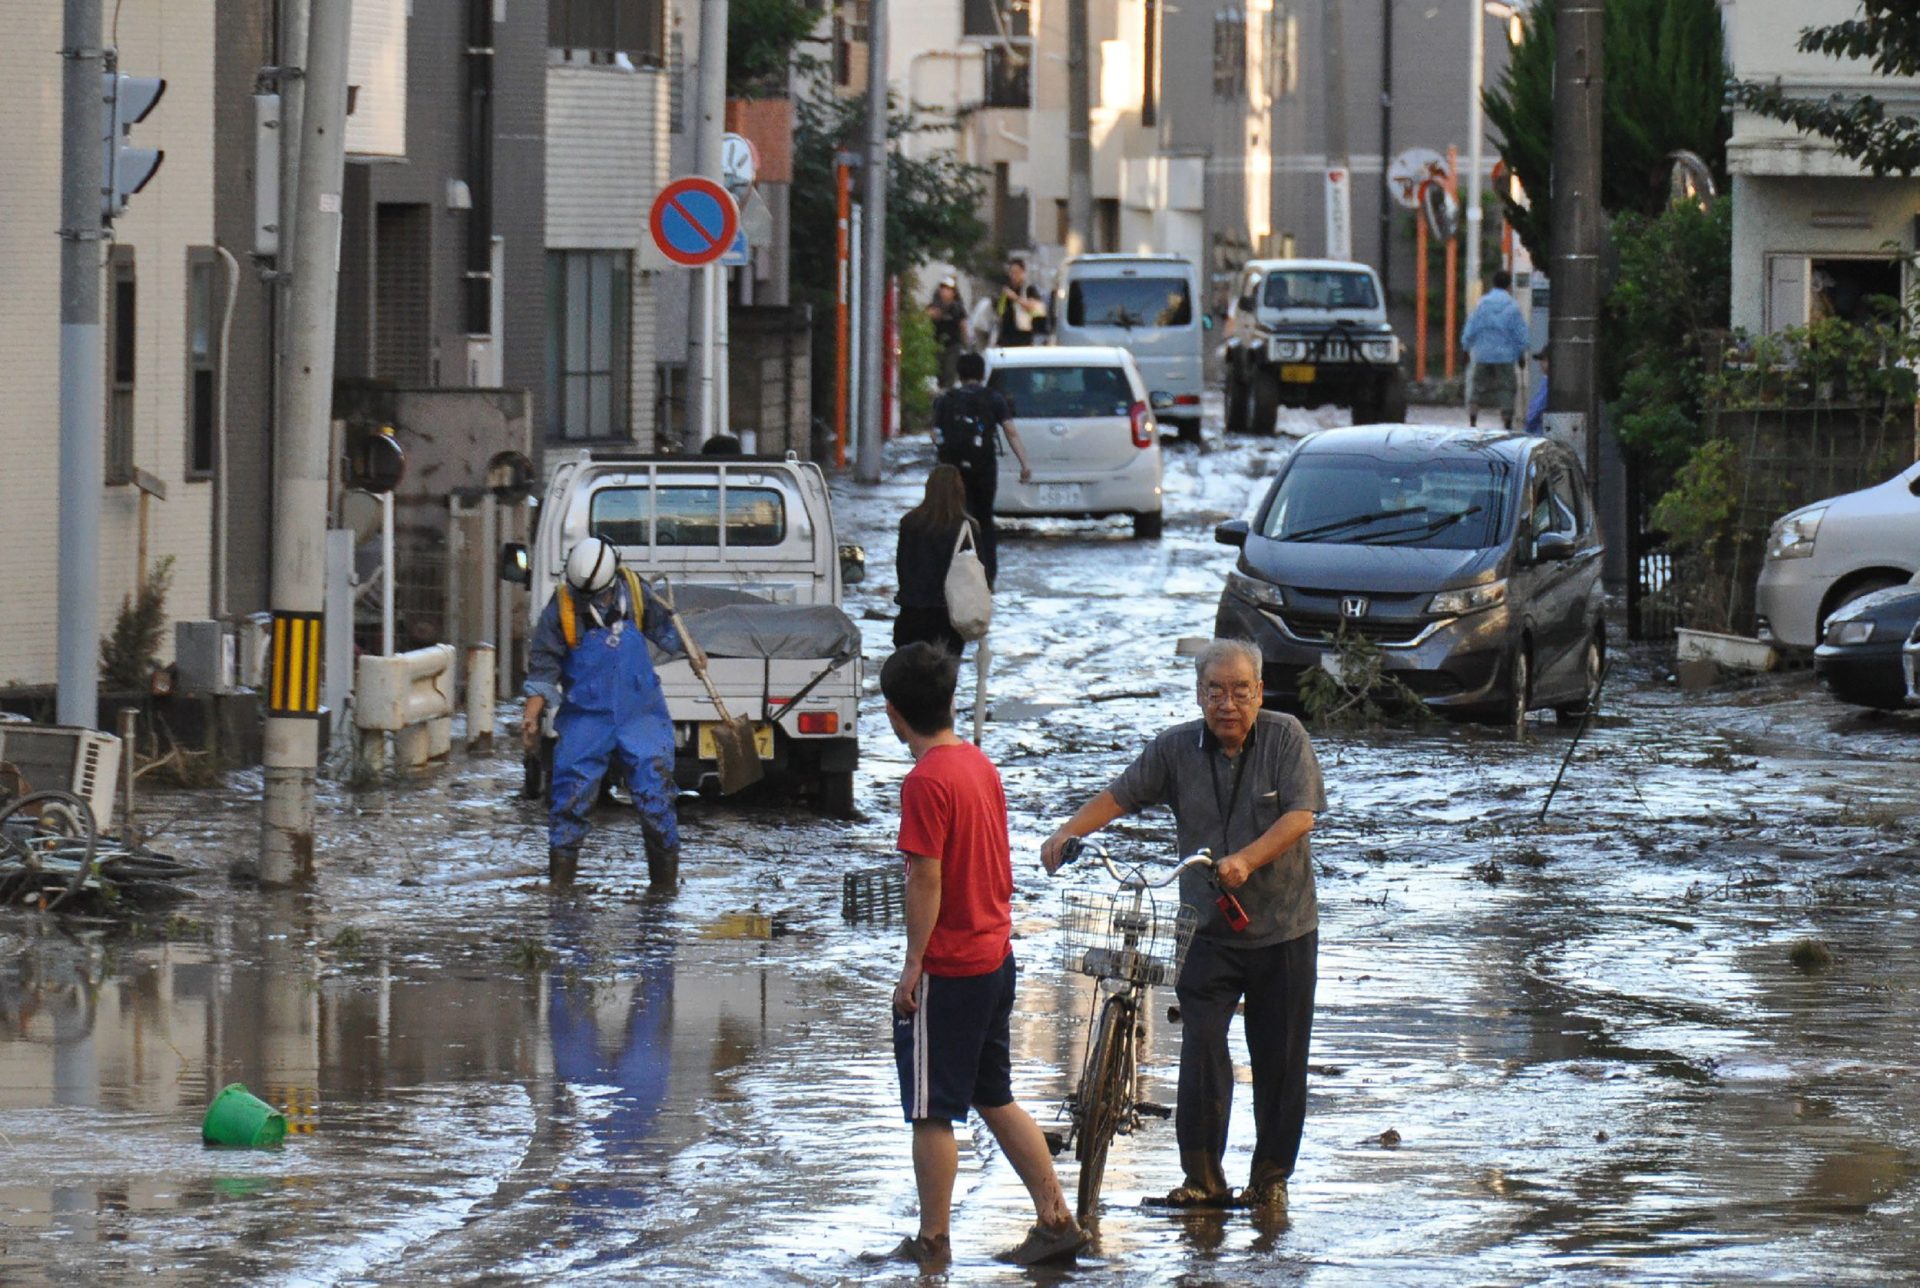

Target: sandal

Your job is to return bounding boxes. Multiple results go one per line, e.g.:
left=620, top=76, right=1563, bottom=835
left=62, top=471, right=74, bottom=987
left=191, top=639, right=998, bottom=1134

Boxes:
left=1142, top=1183, right=1236, bottom=1209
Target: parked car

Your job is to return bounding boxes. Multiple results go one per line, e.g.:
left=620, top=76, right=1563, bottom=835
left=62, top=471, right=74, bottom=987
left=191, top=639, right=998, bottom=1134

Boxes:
left=1812, top=579, right=1920, bottom=710
left=1755, top=460, right=1920, bottom=649
left=984, top=345, right=1165, bottom=539
left=1222, top=258, right=1408, bottom=434
left=1213, top=425, right=1605, bottom=735
left=1050, top=254, right=1206, bottom=441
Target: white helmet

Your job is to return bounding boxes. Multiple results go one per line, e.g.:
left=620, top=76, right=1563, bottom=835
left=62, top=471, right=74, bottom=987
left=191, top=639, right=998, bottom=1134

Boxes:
left=564, top=537, right=620, bottom=595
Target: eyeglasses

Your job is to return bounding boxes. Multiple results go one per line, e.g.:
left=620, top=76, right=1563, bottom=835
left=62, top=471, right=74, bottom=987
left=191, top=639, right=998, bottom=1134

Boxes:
left=1202, top=682, right=1259, bottom=707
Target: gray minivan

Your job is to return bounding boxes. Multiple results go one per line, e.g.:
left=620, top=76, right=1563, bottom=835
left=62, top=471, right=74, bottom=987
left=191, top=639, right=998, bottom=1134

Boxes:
left=1213, top=425, right=1605, bottom=735
left=1051, top=254, right=1204, bottom=440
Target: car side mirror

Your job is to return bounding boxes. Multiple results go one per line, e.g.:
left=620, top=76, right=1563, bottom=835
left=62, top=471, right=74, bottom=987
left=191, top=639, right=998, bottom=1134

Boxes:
left=1215, top=519, right=1249, bottom=548
left=839, top=543, right=867, bottom=585
left=499, top=541, right=531, bottom=586
left=1533, top=532, right=1576, bottom=563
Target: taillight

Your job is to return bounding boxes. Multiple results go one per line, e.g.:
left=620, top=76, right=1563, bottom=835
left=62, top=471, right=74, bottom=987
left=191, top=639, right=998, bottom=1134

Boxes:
left=797, top=712, right=839, bottom=735
left=1129, top=401, right=1152, bottom=447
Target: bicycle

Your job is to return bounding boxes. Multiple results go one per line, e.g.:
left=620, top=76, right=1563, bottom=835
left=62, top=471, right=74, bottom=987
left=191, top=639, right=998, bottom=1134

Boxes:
left=1055, top=837, right=1221, bottom=1222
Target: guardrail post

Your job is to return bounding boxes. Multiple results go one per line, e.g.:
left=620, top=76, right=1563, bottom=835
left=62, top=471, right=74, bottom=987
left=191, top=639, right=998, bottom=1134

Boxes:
left=465, top=644, right=496, bottom=753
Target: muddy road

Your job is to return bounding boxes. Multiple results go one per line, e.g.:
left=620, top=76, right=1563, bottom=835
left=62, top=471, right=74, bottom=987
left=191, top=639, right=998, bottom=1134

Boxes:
left=5, top=413, right=1920, bottom=1286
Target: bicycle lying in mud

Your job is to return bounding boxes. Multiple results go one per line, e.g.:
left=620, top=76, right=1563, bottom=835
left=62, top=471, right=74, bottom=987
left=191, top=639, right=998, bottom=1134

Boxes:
left=1053, top=838, right=1227, bottom=1222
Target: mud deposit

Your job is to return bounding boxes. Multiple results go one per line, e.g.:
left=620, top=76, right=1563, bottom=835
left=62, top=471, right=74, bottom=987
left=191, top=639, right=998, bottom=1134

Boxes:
left=5, top=414, right=1919, bottom=1285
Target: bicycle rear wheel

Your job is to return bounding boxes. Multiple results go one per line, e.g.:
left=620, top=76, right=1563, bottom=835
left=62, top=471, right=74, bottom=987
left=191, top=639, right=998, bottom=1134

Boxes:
left=1074, top=996, right=1134, bottom=1222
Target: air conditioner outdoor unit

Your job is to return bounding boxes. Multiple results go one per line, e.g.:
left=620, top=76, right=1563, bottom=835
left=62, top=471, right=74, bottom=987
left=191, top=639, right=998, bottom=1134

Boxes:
left=0, top=724, right=121, bottom=833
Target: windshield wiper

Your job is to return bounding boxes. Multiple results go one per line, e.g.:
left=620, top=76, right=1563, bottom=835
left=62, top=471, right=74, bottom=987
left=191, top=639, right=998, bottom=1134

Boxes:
left=1354, top=505, right=1486, bottom=545
left=1281, top=506, right=1427, bottom=542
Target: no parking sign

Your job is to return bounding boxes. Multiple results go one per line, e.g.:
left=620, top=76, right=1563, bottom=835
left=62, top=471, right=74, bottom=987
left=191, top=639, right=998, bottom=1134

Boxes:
left=649, top=177, right=740, bottom=269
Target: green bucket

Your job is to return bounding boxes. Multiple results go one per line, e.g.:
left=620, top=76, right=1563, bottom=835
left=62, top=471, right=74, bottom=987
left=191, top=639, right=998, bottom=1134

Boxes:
left=202, top=1083, right=287, bottom=1149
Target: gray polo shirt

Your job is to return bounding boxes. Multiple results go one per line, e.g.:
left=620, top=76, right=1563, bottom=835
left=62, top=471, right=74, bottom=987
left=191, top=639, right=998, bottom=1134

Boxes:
left=1107, top=710, right=1326, bottom=948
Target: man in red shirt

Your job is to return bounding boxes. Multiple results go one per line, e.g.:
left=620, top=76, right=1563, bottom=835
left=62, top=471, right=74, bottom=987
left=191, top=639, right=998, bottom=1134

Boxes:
left=874, top=643, right=1087, bottom=1269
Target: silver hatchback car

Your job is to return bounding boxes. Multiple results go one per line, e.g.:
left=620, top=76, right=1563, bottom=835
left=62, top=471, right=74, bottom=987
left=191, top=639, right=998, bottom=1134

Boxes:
left=1756, top=461, right=1920, bottom=649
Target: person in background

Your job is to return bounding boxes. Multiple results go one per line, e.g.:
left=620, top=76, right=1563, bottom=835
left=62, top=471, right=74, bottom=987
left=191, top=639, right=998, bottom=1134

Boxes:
left=1460, top=269, right=1530, bottom=429
left=894, top=465, right=976, bottom=655
left=993, top=258, right=1048, bottom=348
left=700, top=433, right=742, bottom=455
left=932, top=351, right=1032, bottom=588
left=1525, top=350, right=1550, bottom=435
left=927, top=275, right=970, bottom=389
left=873, top=644, right=1089, bottom=1269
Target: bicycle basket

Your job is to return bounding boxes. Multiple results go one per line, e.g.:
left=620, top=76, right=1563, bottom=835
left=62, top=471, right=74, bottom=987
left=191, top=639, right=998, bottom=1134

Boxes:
left=1060, top=890, right=1198, bottom=985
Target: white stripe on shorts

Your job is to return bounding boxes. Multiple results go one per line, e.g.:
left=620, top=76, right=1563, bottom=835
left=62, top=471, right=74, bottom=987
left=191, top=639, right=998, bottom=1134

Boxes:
left=912, top=974, right=931, bottom=1120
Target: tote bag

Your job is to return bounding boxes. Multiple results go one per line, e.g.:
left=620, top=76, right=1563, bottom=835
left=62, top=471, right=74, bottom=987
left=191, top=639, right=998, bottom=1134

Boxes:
left=944, top=523, right=993, bottom=641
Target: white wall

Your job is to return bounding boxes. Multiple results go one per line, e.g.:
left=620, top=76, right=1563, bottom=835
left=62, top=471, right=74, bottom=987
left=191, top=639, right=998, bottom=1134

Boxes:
left=346, top=0, right=408, bottom=159
left=0, top=1, right=216, bottom=691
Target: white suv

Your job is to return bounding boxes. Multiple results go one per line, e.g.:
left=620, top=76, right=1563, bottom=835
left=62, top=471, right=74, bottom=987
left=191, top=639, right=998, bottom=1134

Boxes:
left=983, top=345, right=1165, bottom=539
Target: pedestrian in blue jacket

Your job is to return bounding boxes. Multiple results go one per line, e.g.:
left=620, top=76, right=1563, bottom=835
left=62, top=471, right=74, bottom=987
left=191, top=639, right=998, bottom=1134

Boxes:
left=1460, top=270, right=1531, bottom=429
left=522, top=537, right=688, bottom=888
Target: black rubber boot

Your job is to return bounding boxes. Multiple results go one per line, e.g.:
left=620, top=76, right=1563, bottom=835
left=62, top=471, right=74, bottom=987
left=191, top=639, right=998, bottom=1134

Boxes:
left=548, top=846, right=579, bottom=887
left=645, top=842, right=680, bottom=889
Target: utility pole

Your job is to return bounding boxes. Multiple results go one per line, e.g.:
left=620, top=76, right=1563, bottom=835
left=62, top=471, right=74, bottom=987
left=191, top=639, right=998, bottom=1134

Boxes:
left=690, top=0, right=729, bottom=448
left=856, top=0, right=888, bottom=483
left=261, top=0, right=352, bottom=885
left=1377, top=0, right=1394, bottom=298
left=1322, top=0, right=1352, bottom=259
left=1546, top=0, right=1603, bottom=475
left=56, top=0, right=106, bottom=729
left=1065, top=0, right=1092, bottom=256
left=1464, top=0, right=1487, bottom=309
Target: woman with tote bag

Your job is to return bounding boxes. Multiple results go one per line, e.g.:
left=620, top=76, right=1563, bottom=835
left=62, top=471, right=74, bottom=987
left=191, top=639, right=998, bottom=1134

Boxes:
left=894, top=465, right=989, bottom=654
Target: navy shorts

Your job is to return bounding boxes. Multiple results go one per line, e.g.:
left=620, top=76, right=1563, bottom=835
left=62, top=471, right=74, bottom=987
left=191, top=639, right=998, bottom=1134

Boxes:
left=893, top=953, right=1016, bottom=1123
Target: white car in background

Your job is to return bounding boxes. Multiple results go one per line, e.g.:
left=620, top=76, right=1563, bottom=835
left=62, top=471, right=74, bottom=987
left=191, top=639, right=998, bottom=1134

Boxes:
left=1755, top=460, right=1920, bottom=649
left=983, top=345, right=1165, bottom=539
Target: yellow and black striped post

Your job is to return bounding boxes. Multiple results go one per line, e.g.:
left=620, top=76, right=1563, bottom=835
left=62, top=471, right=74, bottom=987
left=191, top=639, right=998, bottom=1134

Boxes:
left=267, top=611, right=324, bottom=718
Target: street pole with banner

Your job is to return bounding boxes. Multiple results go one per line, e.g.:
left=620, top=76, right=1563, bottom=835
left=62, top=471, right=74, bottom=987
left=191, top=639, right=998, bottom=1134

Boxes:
left=1324, top=168, right=1353, bottom=261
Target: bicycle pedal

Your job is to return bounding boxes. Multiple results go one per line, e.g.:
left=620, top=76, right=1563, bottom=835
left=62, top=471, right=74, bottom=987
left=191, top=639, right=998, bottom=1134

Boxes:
left=1042, top=1128, right=1067, bottom=1157
left=1135, top=1101, right=1173, bottom=1119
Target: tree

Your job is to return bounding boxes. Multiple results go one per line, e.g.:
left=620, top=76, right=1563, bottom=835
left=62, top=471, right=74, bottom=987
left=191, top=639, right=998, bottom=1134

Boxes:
left=1733, top=2, right=1920, bottom=176
left=1483, top=0, right=1730, bottom=262
left=728, top=0, right=819, bottom=99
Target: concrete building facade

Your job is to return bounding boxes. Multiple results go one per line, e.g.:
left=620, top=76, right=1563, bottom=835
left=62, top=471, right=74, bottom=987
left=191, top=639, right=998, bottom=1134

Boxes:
left=1726, top=0, right=1920, bottom=335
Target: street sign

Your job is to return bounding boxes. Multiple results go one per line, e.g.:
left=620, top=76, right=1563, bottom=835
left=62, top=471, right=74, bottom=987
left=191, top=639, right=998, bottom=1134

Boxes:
left=721, top=132, right=758, bottom=190
left=649, top=176, right=740, bottom=269
left=720, top=231, right=750, bottom=268
left=1323, top=168, right=1352, bottom=260
left=1388, top=147, right=1447, bottom=210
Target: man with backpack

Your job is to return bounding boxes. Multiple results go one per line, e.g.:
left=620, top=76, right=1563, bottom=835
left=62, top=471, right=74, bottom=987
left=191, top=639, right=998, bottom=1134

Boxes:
left=522, top=537, right=688, bottom=889
left=931, top=352, right=1032, bottom=587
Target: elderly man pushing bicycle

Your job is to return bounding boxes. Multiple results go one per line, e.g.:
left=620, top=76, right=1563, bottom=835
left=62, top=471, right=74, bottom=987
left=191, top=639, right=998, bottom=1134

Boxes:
left=1042, top=638, right=1326, bottom=1212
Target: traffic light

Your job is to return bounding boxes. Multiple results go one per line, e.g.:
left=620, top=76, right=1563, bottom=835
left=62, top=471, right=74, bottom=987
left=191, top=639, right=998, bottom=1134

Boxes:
left=101, top=72, right=166, bottom=221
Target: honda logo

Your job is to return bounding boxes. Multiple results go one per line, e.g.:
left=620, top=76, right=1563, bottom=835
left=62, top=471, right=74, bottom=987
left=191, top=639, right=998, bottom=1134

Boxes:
left=1341, top=596, right=1369, bottom=618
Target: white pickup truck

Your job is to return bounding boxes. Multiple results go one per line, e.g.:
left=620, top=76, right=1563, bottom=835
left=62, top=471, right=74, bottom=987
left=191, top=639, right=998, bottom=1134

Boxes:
left=503, top=451, right=866, bottom=816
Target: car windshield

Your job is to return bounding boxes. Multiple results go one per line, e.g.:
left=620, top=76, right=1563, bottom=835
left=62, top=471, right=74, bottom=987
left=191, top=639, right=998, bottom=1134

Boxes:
left=989, top=366, right=1135, bottom=418
left=1066, top=277, right=1193, bottom=328
left=1261, top=453, right=1511, bottom=550
left=1263, top=270, right=1380, bottom=311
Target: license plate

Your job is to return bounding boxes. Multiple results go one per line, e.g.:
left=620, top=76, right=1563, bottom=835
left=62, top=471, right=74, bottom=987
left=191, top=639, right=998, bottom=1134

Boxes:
left=697, top=721, right=775, bottom=759
left=1037, top=483, right=1082, bottom=508
left=1280, top=364, right=1317, bottom=383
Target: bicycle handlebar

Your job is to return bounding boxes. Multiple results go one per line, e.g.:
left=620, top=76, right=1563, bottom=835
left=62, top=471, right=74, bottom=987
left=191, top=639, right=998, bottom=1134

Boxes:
left=1059, top=836, right=1213, bottom=889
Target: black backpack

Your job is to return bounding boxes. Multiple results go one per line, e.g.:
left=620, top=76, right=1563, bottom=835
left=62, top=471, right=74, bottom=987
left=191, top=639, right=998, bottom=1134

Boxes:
left=934, top=386, right=1001, bottom=474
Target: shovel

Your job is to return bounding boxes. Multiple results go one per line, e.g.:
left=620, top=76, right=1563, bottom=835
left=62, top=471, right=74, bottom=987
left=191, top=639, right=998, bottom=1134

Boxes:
left=657, top=579, right=765, bottom=795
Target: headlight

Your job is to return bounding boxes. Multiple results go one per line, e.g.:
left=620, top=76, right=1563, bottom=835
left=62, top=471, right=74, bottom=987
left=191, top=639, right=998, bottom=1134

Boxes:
left=1766, top=507, right=1825, bottom=560
left=1429, top=580, right=1508, bottom=616
left=1273, top=339, right=1307, bottom=361
left=1227, top=570, right=1284, bottom=609
left=1362, top=337, right=1399, bottom=363
left=1825, top=619, right=1875, bottom=646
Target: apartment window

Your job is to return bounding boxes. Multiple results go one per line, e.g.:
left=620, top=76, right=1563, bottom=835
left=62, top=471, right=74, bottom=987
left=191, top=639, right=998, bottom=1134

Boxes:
left=984, top=43, right=1031, bottom=108
left=964, top=0, right=1030, bottom=40
left=668, top=28, right=685, bottom=133
left=106, top=247, right=136, bottom=486
left=549, top=0, right=666, bottom=66
left=835, top=1, right=870, bottom=89
left=1142, top=0, right=1160, bottom=127
left=185, top=249, right=218, bottom=479
left=546, top=250, right=631, bottom=441
left=1268, top=5, right=1300, bottom=98
left=1213, top=8, right=1247, bottom=99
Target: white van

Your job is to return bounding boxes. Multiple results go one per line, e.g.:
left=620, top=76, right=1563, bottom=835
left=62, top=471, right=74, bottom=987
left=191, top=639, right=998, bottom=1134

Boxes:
left=1050, top=254, right=1205, bottom=440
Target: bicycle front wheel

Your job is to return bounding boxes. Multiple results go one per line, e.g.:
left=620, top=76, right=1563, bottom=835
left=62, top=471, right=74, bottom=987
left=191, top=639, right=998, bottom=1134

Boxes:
left=1074, top=996, right=1134, bottom=1222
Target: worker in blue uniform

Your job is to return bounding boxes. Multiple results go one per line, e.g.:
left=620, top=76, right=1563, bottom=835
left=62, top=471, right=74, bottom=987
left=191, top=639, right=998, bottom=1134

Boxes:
left=522, top=537, right=688, bottom=888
